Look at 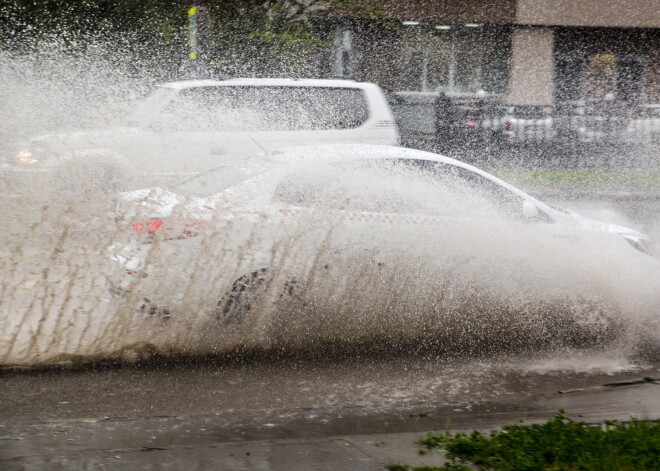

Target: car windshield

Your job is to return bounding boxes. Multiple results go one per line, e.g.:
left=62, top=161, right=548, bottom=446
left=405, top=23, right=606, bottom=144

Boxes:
left=177, top=158, right=274, bottom=197
left=127, top=87, right=176, bottom=126
left=273, top=159, right=525, bottom=220
left=156, top=86, right=370, bottom=132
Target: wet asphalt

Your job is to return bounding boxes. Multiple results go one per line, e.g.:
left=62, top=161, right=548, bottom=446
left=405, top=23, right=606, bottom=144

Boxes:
left=1, top=357, right=659, bottom=469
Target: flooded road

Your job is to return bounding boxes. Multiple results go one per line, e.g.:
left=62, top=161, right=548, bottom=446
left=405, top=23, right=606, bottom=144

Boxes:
left=1, top=352, right=659, bottom=469
left=2, top=350, right=656, bottom=426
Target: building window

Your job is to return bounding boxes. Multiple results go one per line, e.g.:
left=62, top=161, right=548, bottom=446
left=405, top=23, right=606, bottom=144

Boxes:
left=402, top=52, right=426, bottom=90
left=555, top=53, right=587, bottom=103
left=399, top=26, right=509, bottom=95
left=556, top=52, right=646, bottom=104
left=616, top=55, right=645, bottom=104
left=587, top=53, right=616, bottom=99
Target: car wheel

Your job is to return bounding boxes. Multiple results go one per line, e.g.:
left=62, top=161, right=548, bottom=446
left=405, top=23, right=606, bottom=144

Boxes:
left=215, top=268, right=270, bottom=325
left=138, top=297, right=171, bottom=322
left=215, top=269, right=299, bottom=325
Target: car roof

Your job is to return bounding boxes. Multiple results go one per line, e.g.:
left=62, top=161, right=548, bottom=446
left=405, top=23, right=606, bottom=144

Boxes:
left=159, top=78, right=369, bottom=90
left=266, top=144, right=483, bottom=173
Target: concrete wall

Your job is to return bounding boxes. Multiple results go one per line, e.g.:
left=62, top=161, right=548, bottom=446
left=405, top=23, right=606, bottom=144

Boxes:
left=506, top=27, right=555, bottom=106
left=357, top=0, right=517, bottom=24
left=517, top=0, right=660, bottom=28
left=360, top=0, right=660, bottom=28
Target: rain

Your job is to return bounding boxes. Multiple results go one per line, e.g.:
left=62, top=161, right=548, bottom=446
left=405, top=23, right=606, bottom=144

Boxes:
left=1, top=1, right=659, bottom=469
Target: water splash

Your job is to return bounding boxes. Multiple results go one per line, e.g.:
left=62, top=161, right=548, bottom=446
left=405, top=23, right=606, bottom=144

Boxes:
left=1, top=41, right=659, bottom=368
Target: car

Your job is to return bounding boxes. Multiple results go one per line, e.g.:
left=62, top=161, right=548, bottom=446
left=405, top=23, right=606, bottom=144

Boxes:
left=105, top=144, right=656, bottom=339
left=388, top=94, right=555, bottom=147
left=442, top=104, right=556, bottom=145
left=554, top=100, right=630, bottom=143
left=5, top=78, right=399, bottom=197
left=486, top=105, right=555, bottom=143
left=623, top=104, right=660, bottom=145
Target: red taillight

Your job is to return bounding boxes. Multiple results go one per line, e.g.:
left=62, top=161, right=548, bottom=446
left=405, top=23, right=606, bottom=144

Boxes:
left=466, top=120, right=477, bottom=128
left=504, top=120, right=514, bottom=132
left=132, top=218, right=202, bottom=242
left=132, top=218, right=164, bottom=234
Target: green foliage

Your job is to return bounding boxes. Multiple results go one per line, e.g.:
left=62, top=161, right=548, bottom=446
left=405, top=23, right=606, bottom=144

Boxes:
left=331, top=0, right=393, bottom=22
left=0, top=0, right=190, bottom=78
left=491, top=168, right=660, bottom=189
left=0, top=0, right=391, bottom=77
left=388, top=411, right=660, bottom=471
left=386, top=464, right=472, bottom=471
left=0, top=0, right=190, bottom=42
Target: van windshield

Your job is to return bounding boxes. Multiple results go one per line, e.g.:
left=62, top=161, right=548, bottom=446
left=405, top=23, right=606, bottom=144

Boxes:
left=157, top=86, right=370, bottom=132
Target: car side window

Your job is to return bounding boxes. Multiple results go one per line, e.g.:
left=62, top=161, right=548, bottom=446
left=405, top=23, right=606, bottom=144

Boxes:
left=272, top=159, right=524, bottom=220
left=419, top=161, right=555, bottom=223
left=409, top=160, right=529, bottom=220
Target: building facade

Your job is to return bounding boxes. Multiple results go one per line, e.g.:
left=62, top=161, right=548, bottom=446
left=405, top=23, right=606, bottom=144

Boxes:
left=329, top=0, right=660, bottom=107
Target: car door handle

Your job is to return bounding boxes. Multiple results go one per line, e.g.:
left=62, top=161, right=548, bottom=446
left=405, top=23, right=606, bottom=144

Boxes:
left=210, top=146, right=226, bottom=155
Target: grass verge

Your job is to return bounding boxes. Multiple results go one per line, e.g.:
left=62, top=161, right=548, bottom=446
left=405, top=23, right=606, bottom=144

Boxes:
left=386, top=411, right=660, bottom=471
left=489, top=169, right=660, bottom=190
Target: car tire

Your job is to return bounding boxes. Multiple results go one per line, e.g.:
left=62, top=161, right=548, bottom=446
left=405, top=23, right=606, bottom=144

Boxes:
left=215, top=269, right=299, bottom=325
left=215, top=268, right=271, bottom=325
left=137, top=297, right=171, bottom=322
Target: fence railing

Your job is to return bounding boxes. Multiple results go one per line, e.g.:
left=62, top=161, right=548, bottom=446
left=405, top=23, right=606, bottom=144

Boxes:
left=390, top=96, right=660, bottom=147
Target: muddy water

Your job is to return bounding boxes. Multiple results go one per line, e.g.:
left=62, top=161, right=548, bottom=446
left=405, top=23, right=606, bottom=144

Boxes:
left=2, top=349, right=658, bottom=426
left=2, top=44, right=659, bottom=368
left=1, top=187, right=659, bottom=363
left=2, top=197, right=657, bottom=432
left=1, top=181, right=658, bottom=471
left=4, top=187, right=660, bottom=356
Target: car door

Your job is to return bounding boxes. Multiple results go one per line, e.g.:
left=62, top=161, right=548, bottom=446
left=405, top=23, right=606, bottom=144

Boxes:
left=259, top=159, right=503, bottom=281
left=262, top=158, right=592, bottom=290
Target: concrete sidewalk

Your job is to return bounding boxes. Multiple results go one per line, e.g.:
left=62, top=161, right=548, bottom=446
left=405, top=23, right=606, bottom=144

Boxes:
left=2, top=379, right=658, bottom=470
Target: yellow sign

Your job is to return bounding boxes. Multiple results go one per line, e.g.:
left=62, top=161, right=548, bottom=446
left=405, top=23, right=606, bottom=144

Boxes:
left=589, top=54, right=615, bottom=76
left=188, top=6, right=198, bottom=61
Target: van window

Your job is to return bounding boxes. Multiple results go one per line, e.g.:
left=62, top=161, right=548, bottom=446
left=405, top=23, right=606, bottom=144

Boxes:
left=161, top=86, right=369, bottom=132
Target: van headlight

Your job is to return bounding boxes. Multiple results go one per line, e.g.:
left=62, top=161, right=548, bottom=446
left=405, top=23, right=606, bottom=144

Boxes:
left=16, top=148, right=38, bottom=165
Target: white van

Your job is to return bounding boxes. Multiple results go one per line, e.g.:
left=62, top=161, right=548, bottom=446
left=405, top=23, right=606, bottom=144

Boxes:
left=7, top=78, right=399, bottom=193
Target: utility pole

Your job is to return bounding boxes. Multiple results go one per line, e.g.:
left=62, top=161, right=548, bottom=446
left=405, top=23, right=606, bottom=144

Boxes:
left=186, top=5, right=208, bottom=78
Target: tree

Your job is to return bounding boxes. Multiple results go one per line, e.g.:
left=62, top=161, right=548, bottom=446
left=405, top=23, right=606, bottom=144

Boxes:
left=0, top=0, right=391, bottom=78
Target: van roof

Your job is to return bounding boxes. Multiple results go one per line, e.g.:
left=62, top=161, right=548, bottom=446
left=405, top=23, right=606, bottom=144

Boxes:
left=159, top=78, right=370, bottom=90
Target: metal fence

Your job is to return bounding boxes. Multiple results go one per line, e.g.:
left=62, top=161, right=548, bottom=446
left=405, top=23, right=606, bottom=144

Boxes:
left=390, top=93, right=660, bottom=148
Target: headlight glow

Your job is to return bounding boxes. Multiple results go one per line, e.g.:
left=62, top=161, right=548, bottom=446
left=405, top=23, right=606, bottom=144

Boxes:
left=16, top=148, right=38, bottom=165
left=623, top=234, right=654, bottom=256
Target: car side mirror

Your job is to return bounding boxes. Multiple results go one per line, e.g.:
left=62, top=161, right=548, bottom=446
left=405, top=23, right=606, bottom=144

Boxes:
left=522, top=200, right=540, bottom=220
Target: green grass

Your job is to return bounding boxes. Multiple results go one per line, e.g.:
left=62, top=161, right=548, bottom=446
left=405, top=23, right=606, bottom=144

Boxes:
left=386, top=411, right=660, bottom=471
left=489, top=169, right=660, bottom=189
